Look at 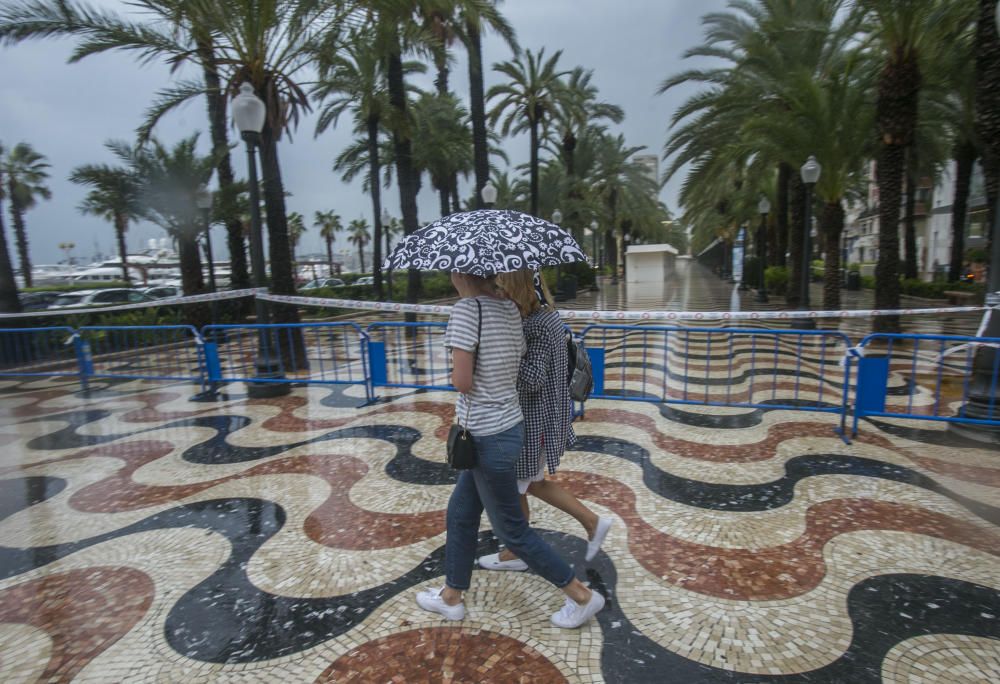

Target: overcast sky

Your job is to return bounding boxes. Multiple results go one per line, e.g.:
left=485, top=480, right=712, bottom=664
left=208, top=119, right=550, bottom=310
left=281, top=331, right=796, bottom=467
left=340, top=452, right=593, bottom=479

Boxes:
left=0, top=0, right=728, bottom=266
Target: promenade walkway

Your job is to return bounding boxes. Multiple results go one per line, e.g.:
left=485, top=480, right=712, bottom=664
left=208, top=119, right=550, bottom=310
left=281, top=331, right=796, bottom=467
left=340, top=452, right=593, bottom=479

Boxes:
left=0, top=265, right=996, bottom=683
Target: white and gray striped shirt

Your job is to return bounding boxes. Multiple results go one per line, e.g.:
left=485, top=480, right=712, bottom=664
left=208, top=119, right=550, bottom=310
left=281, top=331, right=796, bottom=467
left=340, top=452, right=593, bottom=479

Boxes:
left=445, top=296, right=525, bottom=436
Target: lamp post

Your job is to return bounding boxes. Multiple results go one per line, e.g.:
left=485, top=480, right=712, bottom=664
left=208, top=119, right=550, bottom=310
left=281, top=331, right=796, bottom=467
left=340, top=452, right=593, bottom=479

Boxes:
left=232, top=81, right=287, bottom=397
left=195, top=185, right=217, bottom=293
left=800, top=155, right=821, bottom=329
left=382, top=208, right=394, bottom=296
left=622, top=232, right=631, bottom=282
left=481, top=182, right=497, bottom=209
left=757, top=196, right=770, bottom=302
left=552, top=209, right=564, bottom=299
left=589, top=219, right=600, bottom=291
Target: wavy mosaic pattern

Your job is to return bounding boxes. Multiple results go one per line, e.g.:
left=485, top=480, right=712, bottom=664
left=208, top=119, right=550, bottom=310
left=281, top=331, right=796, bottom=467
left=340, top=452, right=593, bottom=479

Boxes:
left=0, top=372, right=998, bottom=683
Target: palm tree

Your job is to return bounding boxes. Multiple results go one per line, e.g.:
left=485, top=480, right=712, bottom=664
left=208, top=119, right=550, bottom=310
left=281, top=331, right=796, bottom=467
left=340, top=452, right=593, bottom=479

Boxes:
left=348, top=218, right=371, bottom=274
left=974, top=0, right=1000, bottom=241
left=2, top=142, right=50, bottom=288
left=69, top=148, right=141, bottom=284
left=859, top=0, right=973, bottom=332
left=0, top=143, right=22, bottom=312
left=314, top=210, right=343, bottom=275
left=411, top=91, right=474, bottom=216
left=287, top=211, right=306, bottom=264
left=488, top=47, right=570, bottom=217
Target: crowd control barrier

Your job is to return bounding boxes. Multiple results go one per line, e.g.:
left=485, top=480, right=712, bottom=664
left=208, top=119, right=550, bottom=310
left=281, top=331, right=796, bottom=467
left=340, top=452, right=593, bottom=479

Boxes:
left=76, top=325, right=206, bottom=389
left=851, top=333, right=1000, bottom=435
left=0, top=327, right=83, bottom=384
left=580, top=324, right=855, bottom=437
left=366, top=322, right=452, bottom=393
left=200, top=323, right=374, bottom=403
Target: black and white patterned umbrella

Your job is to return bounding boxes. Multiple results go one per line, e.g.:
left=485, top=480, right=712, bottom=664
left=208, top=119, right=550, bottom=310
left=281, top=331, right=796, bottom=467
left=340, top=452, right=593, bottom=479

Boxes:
left=383, top=209, right=588, bottom=277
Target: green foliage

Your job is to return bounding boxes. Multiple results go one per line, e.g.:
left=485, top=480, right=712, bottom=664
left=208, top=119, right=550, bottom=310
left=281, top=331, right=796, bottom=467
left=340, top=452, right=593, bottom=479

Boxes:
left=765, top=266, right=789, bottom=295
left=899, top=278, right=984, bottom=300
left=860, top=275, right=876, bottom=289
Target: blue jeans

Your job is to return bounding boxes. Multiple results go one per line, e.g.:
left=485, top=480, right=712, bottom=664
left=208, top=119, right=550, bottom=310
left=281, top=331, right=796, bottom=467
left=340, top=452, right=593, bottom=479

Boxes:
left=444, top=421, right=575, bottom=591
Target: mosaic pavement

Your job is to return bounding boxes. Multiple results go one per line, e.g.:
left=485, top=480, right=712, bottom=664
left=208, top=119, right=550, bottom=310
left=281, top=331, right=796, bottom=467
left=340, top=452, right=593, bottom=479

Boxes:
left=0, top=365, right=998, bottom=683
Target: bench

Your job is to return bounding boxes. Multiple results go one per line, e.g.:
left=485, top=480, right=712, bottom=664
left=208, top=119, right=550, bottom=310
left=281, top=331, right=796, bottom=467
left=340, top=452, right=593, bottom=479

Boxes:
left=944, top=290, right=978, bottom=305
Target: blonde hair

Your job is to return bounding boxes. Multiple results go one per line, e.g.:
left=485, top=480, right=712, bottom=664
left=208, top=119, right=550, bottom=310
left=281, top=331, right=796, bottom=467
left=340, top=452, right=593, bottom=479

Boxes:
left=496, top=269, right=555, bottom=318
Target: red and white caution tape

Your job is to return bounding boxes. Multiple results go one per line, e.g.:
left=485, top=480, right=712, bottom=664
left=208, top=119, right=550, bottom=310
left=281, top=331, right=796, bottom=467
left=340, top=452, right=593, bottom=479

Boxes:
left=257, top=292, right=457, bottom=316
left=0, top=288, right=261, bottom=319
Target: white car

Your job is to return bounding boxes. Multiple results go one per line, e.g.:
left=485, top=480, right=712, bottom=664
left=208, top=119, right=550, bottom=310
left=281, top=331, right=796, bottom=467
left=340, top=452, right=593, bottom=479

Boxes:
left=143, top=285, right=182, bottom=299
left=300, top=278, right=345, bottom=290
left=47, top=289, right=155, bottom=309
left=354, top=276, right=375, bottom=286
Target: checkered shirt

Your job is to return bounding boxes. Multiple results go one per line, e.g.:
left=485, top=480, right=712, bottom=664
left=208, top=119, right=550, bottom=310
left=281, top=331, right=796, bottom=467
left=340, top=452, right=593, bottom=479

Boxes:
left=515, top=307, right=577, bottom=480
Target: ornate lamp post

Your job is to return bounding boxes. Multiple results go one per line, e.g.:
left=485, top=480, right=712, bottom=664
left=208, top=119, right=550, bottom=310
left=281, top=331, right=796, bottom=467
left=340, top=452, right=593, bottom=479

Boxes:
left=481, top=181, right=497, bottom=209
left=800, top=155, right=822, bottom=329
left=589, top=219, right=600, bottom=291
left=552, top=209, right=564, bottom=298
left=232, top=82, right=288, bottom=397
left=757, top=196, right=770, bottom=302
left=195, top=185, right=217, bottom=293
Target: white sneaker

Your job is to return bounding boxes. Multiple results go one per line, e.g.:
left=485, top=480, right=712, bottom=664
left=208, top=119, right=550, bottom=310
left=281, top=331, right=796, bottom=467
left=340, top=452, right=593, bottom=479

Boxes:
left=585, top=517, right=614, bottom=562
left=415, top=587, right=465, bottom=621
left=551, top=590, right=605, bottom=629
left=477, top=552, right=528, bottom=572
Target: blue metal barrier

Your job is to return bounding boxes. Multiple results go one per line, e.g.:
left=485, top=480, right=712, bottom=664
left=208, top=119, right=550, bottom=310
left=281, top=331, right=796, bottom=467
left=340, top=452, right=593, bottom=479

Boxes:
left=77, top=325, right=206, bottom=388
left=366, top=322, right=453, bottom=393
left=851, top=332, right=1000, bottom=435
left=0, top=327, right=82, bottom=385
left=580, top=324, right=854, bottom=438
left=202, top=323, right=374, bottom=403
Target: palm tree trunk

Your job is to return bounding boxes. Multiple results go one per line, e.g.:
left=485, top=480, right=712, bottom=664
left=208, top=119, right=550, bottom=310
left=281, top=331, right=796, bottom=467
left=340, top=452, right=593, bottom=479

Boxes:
left=325, top=236, right=334, bottom=275
left=450, top=181, right=460, bottom=214
left=367, top=115, right=384, bottom=300
left=196, top=38, right=249, bottom=291
left=114, top=212, right=130, bottom=284
left=466, top=21, right=488, bottom=209
left=903, top=147, right=918, bottom=280
left=358, top=243, right=365, bottom=274
left=786, top=173, right=804, bottom=307
left=529, top=115, right=540, bottom=217
left=873, top=51, right=920, bottom=334
left=388, top=40, right=422, bottom=306
left=975, top=0, right=1000, bottom=240
left=259, top=118, right=306, bottom=367
left=7, top=185, right=31, bottom=289
left=949, top=140, right=976, bottom=282
left=177, top=230, right=209, bottom=329
left=0, top=195, right=21, bottom=313
left=776, top=162, right=790, bottom=266
left=821, top=200, right=844, bottom=311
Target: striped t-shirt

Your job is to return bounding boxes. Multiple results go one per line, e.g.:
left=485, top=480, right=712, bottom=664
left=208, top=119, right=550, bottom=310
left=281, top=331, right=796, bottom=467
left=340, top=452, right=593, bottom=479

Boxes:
left=445, top=296, right=525, bottom=436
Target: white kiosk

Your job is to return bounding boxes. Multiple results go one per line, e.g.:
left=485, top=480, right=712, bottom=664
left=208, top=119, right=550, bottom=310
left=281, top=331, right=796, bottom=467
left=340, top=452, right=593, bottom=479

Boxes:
left=625, top=243, right=679, bottom=284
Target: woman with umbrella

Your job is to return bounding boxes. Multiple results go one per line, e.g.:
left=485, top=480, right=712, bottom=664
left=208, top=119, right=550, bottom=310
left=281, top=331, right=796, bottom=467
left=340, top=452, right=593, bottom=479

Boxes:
left=387, top=211, right=604, bottom=628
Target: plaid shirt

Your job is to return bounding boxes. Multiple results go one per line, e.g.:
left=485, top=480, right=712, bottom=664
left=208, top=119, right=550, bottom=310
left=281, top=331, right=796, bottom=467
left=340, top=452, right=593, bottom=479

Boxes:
left=515, top=308, right=577, bottom=480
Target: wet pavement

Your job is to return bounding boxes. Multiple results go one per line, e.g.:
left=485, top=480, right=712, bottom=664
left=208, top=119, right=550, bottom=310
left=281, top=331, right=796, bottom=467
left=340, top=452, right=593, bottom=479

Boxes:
left=0, top=263, right=997, bottom=683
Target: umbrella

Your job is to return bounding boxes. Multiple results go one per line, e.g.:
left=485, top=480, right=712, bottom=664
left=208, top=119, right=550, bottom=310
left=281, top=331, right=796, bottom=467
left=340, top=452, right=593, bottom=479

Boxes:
left=383, top=209, right=588, bottom=277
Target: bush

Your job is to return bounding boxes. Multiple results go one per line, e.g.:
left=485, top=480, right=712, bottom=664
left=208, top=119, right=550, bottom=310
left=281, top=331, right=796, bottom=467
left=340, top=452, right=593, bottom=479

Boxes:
left=860, top=275, right=875, bottom=289
left=765, top=266, right=789, bottom=295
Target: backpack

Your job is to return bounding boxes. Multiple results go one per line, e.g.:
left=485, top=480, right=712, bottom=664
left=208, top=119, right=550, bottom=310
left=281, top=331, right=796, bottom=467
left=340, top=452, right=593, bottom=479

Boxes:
left=566, top=334, right=593, bottom=402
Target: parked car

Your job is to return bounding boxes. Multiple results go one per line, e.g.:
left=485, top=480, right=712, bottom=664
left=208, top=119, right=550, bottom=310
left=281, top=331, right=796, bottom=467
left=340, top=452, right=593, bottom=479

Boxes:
left=143, top=285, right=182, bottom=299
left=300, top=278, right=345, bottom=290
left=353, top=276, right=374, bottom=286
left=19, top=291, right=62, bottom=311
left=47, top=288, right=155, bottom=309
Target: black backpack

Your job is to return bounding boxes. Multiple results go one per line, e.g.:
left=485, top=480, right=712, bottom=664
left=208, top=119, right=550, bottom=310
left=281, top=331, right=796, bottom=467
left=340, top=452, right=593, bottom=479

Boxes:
left=566, top=334, right=594, bottom=402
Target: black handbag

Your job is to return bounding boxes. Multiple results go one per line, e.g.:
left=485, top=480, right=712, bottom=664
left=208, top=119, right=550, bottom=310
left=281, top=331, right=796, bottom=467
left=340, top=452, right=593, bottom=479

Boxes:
left=446, top=299, right=481, bottom=470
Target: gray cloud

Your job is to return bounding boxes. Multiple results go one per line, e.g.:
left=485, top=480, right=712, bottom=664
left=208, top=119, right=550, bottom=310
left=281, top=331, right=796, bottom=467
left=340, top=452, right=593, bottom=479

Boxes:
left=0, top=0, right=727, bottom=265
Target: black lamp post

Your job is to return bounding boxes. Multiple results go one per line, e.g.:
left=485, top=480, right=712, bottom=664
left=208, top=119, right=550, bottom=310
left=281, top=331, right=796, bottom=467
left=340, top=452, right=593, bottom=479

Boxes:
left=195, top=185, right=217, bottom=293
left=232, top=82, right=288, bottom=397
left=800, top=155, right=821, bottom=329
left=382, top=208, right=393, bottom=296
left=552, top=208, right=564, bottom=299
left=757, top=196, right=770, bottom=302
left=481, top=181, right=497, bottom=210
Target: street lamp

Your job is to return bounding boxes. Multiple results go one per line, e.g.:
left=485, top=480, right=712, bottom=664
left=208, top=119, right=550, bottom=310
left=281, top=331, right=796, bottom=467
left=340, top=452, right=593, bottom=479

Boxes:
left=232, top=81, right=288, bottom=397
left=481, top=182, right=497, bottom=209
left=589, top=219, right=600, bottom=291
left=552, top=209, right=564, bottom=299
left=382, top=208, right=394, bottom=296
left=195, top=185, right=217, bottom=293
left=800, top=155, right=821, bottom=329
left=757, top=196, right=771, bottom=302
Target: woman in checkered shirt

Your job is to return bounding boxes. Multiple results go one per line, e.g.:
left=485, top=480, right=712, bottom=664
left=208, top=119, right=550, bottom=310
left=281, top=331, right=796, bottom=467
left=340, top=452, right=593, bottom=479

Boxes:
left=477, top=269, right=613, bottom=572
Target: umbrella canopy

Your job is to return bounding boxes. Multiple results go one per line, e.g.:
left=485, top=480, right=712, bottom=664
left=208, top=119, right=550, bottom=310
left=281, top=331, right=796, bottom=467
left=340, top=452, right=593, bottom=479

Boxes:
left=383, top=209, right=588, bottom=277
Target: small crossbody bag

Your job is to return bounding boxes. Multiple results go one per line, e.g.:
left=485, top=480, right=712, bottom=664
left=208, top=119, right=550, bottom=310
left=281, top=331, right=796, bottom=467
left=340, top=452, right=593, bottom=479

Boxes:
left=446, top=299, right=482, bottom=470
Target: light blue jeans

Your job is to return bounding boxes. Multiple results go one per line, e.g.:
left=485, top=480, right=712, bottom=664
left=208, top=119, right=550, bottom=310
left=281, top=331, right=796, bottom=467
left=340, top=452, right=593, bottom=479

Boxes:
left=444, top=421, right=575, bottom=591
